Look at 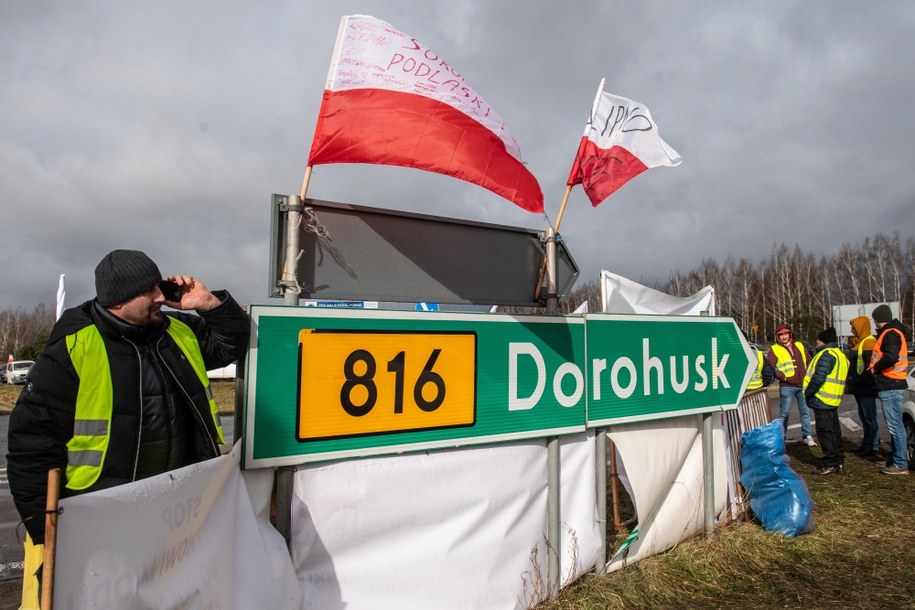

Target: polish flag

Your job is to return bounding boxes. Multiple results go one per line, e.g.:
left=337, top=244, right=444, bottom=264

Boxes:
left=308, top=15, right=543, bottom=214
left=567, top=80, right=681, bottom=207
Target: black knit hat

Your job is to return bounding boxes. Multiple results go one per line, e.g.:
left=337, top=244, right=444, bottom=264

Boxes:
left=872, top=304, right=893, bottom=324
left=817, top=326, right=837, bottom=344
left=95, top=250, right=162, bottom=307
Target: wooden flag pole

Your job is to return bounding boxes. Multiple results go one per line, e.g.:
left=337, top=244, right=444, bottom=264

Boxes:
left=300, top=165, right=313, bottom=201
left=41, top=468, right=61, bottom=610
left=552, top=184, right=573, bottom=236
left=535, top=78, right=608, bottom=300
left=534, top=185, right=573, bottom=301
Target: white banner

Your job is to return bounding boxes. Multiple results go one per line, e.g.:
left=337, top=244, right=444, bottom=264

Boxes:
left=53, top=445, right=301, bottom=610
left=290, top=433, right=600, bottom=610
left=600, top=269, right=716, bottom=315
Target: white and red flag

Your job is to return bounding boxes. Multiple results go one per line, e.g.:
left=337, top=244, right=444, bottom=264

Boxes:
left=566, top=79, right=681, bottom=207
left=308, top=15, right=543, bottom=213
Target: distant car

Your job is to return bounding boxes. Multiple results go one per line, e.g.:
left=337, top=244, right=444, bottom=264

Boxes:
left=4, top=360, right=34, bottom=384
left=904, top=368, right=915, bottom=470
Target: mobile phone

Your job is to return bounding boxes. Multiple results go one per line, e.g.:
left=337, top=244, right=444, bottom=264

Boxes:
left=158, top=280, right=182, bottom=302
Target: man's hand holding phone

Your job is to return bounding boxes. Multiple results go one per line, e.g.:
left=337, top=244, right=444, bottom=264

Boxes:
left=159, top=276, right=221, bottom=312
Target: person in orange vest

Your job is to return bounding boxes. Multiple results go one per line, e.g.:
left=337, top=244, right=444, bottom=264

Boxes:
left=868, top=304, right=910, bottom=475
left=766, top=323, right=816, bottom=446
left=846, top=316, right=879, bottom=457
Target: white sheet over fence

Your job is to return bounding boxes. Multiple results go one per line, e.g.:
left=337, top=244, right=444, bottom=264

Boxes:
left=599, top=269, right=727, bottom=571
left=291, top=432, right=601, bottom=610
left=53, top=444, right=301, bottom=610
left=606, top=415, right=727, bottom=571
left=599, top=269, right=716, bottom=315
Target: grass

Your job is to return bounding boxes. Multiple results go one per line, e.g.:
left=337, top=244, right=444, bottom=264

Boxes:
left=535, top=441, right=915, bottom=609
left=0, top=379, right=238, bottom=414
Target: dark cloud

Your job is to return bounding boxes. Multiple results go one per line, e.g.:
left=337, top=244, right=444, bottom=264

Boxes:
left=2, top=0, right=913, bottom=310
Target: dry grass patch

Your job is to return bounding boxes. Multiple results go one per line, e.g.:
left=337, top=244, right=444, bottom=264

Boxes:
left=537, top=442, right=915, bottom=609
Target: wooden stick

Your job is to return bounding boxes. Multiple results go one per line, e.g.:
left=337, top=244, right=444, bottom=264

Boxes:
left=41, top=468, right=61, bottom=610
left=552, top=184, right=573, bottom=236
left=609, top=441, right=621, bottom=529
left=299, top=165, right=313, bottom=201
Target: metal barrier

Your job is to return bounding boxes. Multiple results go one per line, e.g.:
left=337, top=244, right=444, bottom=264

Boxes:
left=722, top=388, right=772, bottom=520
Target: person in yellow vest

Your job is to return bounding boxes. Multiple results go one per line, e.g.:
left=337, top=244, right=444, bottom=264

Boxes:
left=845, top=316, right=879, bottom=458
left=766, top=323, right=816, bottom=446
left=6, top=249, right=250, bottom=609
left=746, top=345, right=775, bottom=392
left=868, top=304, right=911, bottom=475
left=803, top=327, right=849, bottom=475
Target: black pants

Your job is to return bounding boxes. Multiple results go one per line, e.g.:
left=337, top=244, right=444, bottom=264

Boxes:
left=813, top=408, right=844, bottom=466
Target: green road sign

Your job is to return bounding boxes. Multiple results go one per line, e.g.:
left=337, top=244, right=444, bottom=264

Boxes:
left=244, top=306, right=586, bottom=468
left=584, top=314, right=754, bottom=426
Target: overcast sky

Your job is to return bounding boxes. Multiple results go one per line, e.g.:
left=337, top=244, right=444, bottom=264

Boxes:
left=2, top=1, right=914, bottom=311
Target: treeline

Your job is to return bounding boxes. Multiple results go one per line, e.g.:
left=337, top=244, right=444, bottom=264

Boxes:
left=0, top=303, right=55, bottom=361
left=560, top=231, right=915, bottom=344
left=3, top=232, right=913, bottom=357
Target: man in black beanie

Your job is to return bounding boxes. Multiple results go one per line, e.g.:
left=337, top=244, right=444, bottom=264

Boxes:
left=6, top=249, right=250, bottom=603
left=868, top=304, right=911, bottom=475
left=803, top=327, right=849, bottom=475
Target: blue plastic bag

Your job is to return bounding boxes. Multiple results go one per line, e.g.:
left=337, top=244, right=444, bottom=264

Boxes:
left=739, top=419, right=815, bottom=536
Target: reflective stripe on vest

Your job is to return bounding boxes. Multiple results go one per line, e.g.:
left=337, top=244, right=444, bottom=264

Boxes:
left=747, top=350, right=764, bottom=390
left=165, top=317, right=224, bottom=445
left=869, top=328, right=909, bottom=380
left=770, top=342, right=808, bottom=377
left=856, top=335, right=875, bottom=375
left=803, top=347, right=849, bottom=407
left=65, top=317, right=222, bottom=491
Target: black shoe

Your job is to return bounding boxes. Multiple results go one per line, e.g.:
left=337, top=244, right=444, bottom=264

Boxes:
left=855, top=449, right=877, bottom=458
left=813, top=465, right=843, bottom=475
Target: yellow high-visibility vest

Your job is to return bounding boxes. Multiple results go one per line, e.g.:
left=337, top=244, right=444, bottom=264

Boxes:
left=803, top=347, right=849, bottom=407
left=855, top=335, right=875, bottom=375
left=747, top=349, right=764, bottom=390
left=64, top=316, right=222, bottom=491
left=770, top=342, right=808, bottom=377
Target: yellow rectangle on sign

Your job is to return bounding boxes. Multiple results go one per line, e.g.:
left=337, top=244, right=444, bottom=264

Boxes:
left=297, top=330, right=477, bottom=440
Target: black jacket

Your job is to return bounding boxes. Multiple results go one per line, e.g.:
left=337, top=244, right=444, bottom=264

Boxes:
left=6, top=292, right=249, bottom=543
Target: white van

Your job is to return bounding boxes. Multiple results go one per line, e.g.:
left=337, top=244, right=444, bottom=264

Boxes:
left=5, top=360, right=34, bottom=384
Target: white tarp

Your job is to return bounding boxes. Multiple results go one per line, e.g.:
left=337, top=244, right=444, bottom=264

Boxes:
left=599, top=269, right=726, bottom=571
left=290, top=432, right=600, bottom=610
left=599, top=269, right=716, bottom=315
left=53, top=444, right=302, bottom=610
left=606, top=415, right=728, bottom=571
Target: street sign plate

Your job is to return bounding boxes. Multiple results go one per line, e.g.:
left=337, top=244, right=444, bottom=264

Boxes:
left=296, top=330, right=477, bottom=440
left=584, top=314, right=754, bottom=426
left=243, top=307, right=753, bottom=468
